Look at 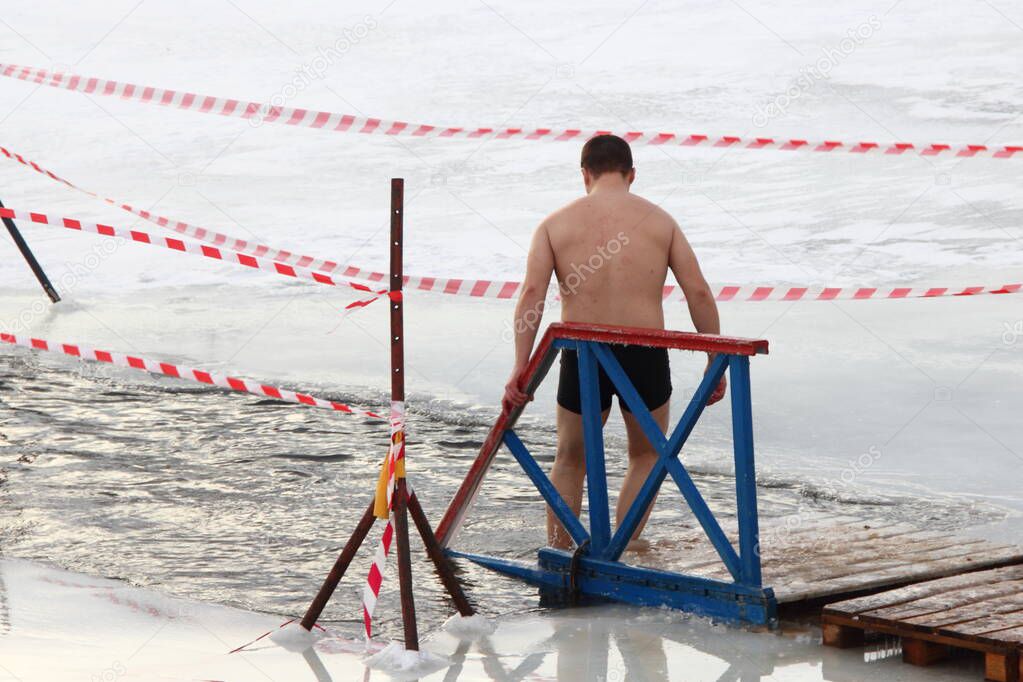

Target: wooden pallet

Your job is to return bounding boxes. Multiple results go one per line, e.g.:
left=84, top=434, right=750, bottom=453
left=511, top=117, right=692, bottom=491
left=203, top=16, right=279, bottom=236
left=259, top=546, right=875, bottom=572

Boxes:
left=822, top=565, right=1023, bottom=681
left=634, top=515, right=1023, bottom=605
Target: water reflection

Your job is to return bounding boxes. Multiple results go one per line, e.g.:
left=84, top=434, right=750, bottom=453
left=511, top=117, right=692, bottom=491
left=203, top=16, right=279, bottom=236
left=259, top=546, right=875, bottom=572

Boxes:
left=420, top=605, right=982, bottom=681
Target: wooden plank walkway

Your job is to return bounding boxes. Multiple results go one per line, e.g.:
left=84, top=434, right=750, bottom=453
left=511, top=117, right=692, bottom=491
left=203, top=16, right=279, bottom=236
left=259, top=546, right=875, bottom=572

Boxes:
left=633, top=516, right=1023, bottom=605
left=822, top=565, right=1023, bottom=681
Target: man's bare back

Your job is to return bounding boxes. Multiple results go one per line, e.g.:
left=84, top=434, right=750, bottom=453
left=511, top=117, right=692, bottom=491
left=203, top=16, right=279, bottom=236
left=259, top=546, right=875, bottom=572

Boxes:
left=502, top=134, right=724, bottom=550
left=546, top=190, right=675, bottom=330
left=504, top=135, right=722, bottom=409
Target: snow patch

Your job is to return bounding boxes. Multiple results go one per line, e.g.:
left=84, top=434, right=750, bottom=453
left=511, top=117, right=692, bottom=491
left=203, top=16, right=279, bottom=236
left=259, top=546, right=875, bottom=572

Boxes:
left=363, top=642, right=449, bottom=678
left=443, top=612, right=496, bottom=639
left=268, top=621, right=319, bottom=651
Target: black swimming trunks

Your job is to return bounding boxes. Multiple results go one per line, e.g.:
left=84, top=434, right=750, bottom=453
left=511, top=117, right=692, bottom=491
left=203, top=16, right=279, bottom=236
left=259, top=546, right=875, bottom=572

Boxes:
left=557, top=344, right=671, bottom=414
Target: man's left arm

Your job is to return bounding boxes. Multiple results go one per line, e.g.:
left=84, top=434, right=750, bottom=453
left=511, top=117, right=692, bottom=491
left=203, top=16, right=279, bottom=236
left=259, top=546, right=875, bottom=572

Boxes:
left=503, top=220, right=555, bottom=410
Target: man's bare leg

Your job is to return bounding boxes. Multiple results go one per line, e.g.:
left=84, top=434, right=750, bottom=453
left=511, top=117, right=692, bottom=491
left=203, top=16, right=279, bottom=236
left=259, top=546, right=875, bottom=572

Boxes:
left=616, top=401, right=670, bottom=550
left=548, top=405, right=610, bottom=549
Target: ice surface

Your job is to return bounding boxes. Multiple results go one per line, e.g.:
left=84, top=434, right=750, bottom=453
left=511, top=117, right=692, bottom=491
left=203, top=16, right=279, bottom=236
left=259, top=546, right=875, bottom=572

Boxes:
left=0, top=558, right=1000, bottom=681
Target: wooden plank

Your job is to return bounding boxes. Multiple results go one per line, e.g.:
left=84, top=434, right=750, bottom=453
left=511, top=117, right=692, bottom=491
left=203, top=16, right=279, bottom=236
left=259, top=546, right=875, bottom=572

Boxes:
left=759, top=517, right=901, bottom=542
left=901, top=590, right=1023, bottom=628
left=781, top=547, right=1023, bottom=603
left=874, top=579, right=1023, bottom=623
left=760, top=524, right=933, bottom=568
left=673, top=527, right=1001, bottom=584
left=647, top=518, right=891, bottom=572
left=765, top=536, right=992, bottom=585
left=983, top=626, right=1023, bottom=644
left=644, top=517, right=963, bottom=578
left=757, top=518, right=902, bottom=544
left=826, top=565, right=1023, bottom=616
left=773, top=536, right=993, bottom=578
left=793, top=548, right=1023, bottom=601
left=687, top=531, right=967, bottom=581
left=773, top=544, right=1018, bottom=596
left=946, top=612, right=1023, bottom=640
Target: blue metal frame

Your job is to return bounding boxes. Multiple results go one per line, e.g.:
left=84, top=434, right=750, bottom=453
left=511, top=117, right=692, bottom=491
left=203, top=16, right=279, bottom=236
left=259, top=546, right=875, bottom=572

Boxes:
left=454, top=338, right=776, bottom=627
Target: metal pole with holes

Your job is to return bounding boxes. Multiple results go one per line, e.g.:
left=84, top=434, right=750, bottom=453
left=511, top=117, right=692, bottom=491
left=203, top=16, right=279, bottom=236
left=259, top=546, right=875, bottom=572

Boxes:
left=389, top=178, right=420, bottom=651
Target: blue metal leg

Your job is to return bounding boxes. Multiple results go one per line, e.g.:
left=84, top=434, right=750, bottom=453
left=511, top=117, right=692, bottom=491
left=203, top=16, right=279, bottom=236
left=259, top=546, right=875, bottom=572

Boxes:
left=504, top=430, right=590, bottom=548
left=577, top=344, right=610, bottom=554
left=663, top=354, right=730, bottom=457
left=662, top=457, right=742, bottom=581
left=729, top=356, right=763, bottom=587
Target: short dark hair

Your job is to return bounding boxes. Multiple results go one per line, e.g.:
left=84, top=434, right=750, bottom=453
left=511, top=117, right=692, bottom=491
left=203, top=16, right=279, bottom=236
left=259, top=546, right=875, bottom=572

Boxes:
left=580, top=134, right=633, bottom=178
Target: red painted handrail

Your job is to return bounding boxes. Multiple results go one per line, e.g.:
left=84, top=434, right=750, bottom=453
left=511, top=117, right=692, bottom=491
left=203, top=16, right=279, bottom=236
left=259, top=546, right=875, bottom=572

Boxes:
left=434, top=323, right=768, bottom=546
left=549, top=322, right=769, bottom=356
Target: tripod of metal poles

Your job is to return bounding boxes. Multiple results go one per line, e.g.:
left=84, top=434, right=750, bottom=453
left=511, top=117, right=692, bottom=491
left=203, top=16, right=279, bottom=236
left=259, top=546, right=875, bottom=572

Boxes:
left=297, top=178, right=475, bottom=650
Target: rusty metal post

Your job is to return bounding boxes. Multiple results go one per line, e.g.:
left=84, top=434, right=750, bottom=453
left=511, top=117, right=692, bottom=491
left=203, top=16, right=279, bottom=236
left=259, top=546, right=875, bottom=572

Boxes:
left=389, top=177, right=420, bottom=651
left=0, top=198, right=60, bottom=303
left=299, top=499, right=376, bottom=630
left=393, top=479, right=419, bottom=649
left=407, top=490, right=475, bottom=616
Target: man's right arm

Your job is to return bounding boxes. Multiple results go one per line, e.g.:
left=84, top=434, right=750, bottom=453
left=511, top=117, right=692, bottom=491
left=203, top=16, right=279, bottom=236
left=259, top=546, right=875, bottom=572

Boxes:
left=502, top=219, right=555, bottom=411
left=668, top=222, right=727, bottom=404
left=668, top=223, right=719, bottom=335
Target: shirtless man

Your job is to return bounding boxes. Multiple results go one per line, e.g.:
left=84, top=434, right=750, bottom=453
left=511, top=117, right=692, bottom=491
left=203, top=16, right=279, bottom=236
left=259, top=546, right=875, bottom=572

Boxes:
left=502, top=134, right=726, bottom=550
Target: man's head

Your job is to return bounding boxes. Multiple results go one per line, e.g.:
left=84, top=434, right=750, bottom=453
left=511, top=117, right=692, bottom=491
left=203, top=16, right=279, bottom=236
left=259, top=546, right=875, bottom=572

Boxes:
left=580, top=134, right=635, bottom=192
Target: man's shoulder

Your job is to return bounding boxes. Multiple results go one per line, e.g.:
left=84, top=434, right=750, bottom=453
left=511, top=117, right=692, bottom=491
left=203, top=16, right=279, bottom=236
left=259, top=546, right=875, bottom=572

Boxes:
left=627, top=193, right=678, bottom=229
left=541, top=197, right=586, bottom=228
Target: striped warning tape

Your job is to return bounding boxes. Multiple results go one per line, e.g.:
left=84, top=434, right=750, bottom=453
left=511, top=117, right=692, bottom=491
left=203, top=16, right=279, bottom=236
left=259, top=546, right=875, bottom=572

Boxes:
left=362, top=519, right=393, bottom=639
left=2, top=63, right=1019, bottom=159
left=0, top=143, right=523, bottom=298
left=0, top=332, right=384, bottom=419
left=671, top=282, right=1023, bottom=301
left=362, top=401, right=405, bottom=639
left=0, top=207, right=393, bottom=309
left=0, top=143, right=342, bottom=272
left=2, top=151, right=1019, bottom=304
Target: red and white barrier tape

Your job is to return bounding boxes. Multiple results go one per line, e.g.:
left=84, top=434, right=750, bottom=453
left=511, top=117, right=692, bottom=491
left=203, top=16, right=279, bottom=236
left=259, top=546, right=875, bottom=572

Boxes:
left=2, top=150, right=1019, bottom=304
left=0, top=143, right=345, bottom=273
left=0, top=332, right=383, bottom=419
left=0, top=207, right=392, bottom=309
left=3, top=63, right=1020, bottom=159
left=362, top=401, right=406, bottom=639
left=663, top=282, right=1022, bottom=301
left=362, top=520, right=393, bottom=639
left=0, top=143, right=524, bottom=298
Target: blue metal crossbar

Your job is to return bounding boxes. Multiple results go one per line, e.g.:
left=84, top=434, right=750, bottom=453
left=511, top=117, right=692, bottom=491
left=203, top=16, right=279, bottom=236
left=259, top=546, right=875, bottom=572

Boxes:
left=440, top=323, right=775, bottom=626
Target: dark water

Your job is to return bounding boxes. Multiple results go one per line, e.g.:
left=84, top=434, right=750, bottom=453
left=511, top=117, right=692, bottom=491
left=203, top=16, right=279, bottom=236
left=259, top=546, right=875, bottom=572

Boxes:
left=0, top=349, right=1008, bottom=640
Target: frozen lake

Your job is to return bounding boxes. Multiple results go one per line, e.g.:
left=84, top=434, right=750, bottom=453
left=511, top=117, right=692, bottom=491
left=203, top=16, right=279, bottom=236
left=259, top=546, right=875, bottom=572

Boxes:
left=0, top=0, right=1021, bottom=679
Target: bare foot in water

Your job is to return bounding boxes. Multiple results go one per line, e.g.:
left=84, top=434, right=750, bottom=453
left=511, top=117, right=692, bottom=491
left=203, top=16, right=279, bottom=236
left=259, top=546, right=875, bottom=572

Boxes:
left=625, top=538, right=651, bottom=553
